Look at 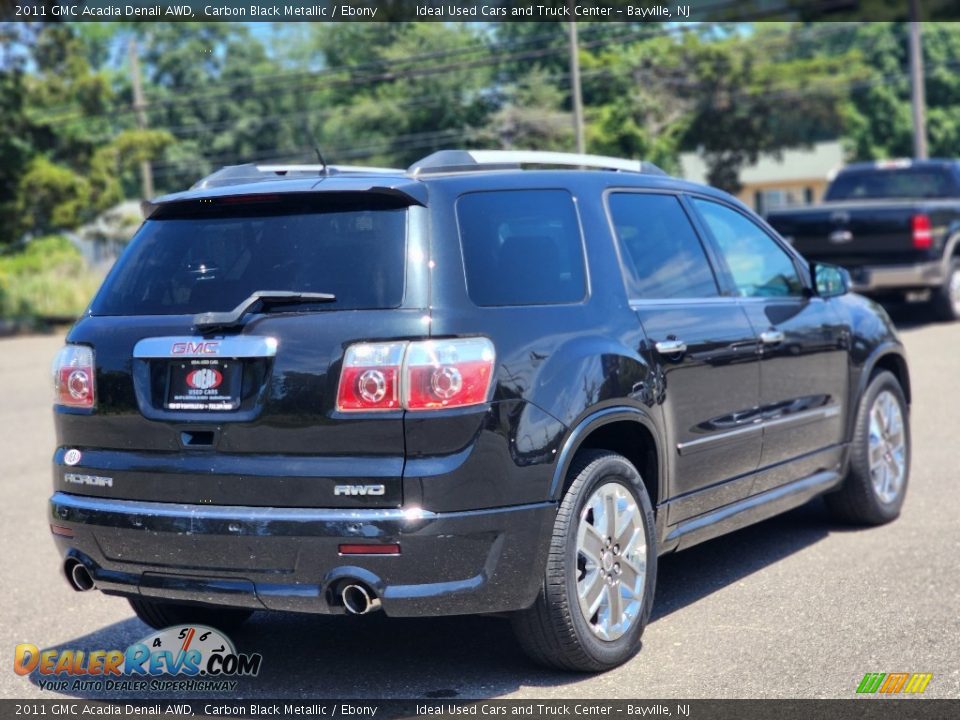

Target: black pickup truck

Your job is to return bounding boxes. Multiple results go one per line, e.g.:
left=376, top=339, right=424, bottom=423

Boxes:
left=766, top=159, right=960, bottom=320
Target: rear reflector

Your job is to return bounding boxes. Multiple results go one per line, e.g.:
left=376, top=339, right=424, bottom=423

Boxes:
left=336, top=337, right=495, bottom=412
left=912, top=214, right=932, bottom=249
left=53, top=345, right=96, bottom=408
left=49, top=524, right=75, bottom=538
left=338, top=543, right=401, bottom=555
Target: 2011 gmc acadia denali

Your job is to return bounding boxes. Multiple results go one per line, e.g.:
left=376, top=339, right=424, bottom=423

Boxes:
left=50, top=150, right=911, bottom=671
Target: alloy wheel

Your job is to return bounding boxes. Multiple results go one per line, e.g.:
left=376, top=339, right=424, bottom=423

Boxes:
left=575, top=482, right=647, bottom=641
left=868, top=390, right=907, bottom=504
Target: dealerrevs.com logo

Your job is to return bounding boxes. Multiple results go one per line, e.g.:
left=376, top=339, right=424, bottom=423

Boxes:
left=14, top=625, right=262, bottom=693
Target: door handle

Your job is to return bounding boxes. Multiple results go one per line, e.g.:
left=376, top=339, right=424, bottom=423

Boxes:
left=655, top=339, right=687, bottom=355
left=760, top=330, right=785, bottom=345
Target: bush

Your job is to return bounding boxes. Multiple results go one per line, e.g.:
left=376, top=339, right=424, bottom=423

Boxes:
left=0, top=235, right=103, bottom=323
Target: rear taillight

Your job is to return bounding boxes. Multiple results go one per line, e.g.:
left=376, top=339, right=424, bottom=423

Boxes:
left=404, top=338, right=495, bottom=410
left=53, top=345, right=95, bottom=408
left=912, top=214, right=932, bottom=249
left=336, top=342, right=405, bottom=412
left=336, top=338, right=495, bottom=413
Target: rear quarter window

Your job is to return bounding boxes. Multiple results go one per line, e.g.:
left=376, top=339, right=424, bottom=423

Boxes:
left=456, top=189, right=587, bottom=306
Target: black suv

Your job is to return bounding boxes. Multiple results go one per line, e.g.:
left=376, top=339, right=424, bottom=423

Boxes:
left=51, top=150, right=911, bottom=671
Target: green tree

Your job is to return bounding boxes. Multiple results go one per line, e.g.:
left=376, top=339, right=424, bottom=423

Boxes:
left=475, top=66, right=573, bottom=151
left=841, top=23, right=960, bottom=159
left=15, top=157, right=92, bottom=236
left=582, top=33, right=691, bottom=172
left=315, top=23, right=494, bottom=166
left=140, top=23, right=302, bottom=190
left=0, top=27, right=35, bottom=245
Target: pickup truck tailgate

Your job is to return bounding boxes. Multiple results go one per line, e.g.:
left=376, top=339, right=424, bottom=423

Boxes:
left=768, top=201, right=938, bottom=267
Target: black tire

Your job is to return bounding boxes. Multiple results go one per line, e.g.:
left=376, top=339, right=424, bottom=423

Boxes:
left=511, top=450, right=657, bottom=672
left=930, top=257, right=960, bottom=321
left=826, top=371, right=910, bottom=525
left=128, top=597, right=253, bottom=631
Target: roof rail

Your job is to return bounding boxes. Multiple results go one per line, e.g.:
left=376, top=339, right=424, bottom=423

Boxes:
left=408, top=150, right=667, bottom=176
left=191, top=162, right=403, bottom=189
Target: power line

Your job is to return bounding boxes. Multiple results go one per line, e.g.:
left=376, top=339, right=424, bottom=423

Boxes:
left=149, top=23, right=880, bottom=141
left=51, top=20, right=870, bottom=135
left=40, top=22, right=703, bottom=128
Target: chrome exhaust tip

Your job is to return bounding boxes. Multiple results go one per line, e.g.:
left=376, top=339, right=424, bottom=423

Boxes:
left=66, top=560, right=94, bottom=592
left=341, top=583, right=381, bottom=615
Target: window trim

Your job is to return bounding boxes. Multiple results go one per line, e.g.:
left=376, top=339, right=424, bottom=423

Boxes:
left=682, top=192, right=813, bottom=300
left=454, top=187, right=591, bottom=309
left=602, top=187, right=727, bottom=303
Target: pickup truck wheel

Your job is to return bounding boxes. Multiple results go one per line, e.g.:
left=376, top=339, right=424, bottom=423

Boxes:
left=128, top=597, right=253, bottom=631
left=511, top=450, right=656, bottom=671
left=826, top=371, right=910, bottom=525
left=931, top=258, right=960, bottom=321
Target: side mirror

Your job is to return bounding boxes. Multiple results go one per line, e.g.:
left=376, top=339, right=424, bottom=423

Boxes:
left=813, top=262, right=850, bottom=298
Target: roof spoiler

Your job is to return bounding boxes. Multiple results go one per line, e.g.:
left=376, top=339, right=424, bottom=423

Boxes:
left=191, top=162, right=404, bottom=190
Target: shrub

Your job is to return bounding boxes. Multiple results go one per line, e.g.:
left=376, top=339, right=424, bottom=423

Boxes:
left=0, top=235, right=103, bottom=323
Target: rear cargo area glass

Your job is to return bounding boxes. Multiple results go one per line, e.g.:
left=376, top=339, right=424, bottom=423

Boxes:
left=91, top=205, right=407, bottom=315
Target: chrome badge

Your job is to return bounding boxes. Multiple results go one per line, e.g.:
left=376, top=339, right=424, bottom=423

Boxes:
left=64, top=473, right=113, bottom=488
left=334, top=484, right=386, bottom=497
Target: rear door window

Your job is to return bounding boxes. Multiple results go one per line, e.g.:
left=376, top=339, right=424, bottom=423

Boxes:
left=91, top=198, right=408, bottom=315
left=456, top=189, right=587, bottom=306
left=607, top=192, right=719, bottom=299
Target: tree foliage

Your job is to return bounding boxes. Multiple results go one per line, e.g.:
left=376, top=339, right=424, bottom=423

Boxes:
left=3, top=20, right=960, bottom=245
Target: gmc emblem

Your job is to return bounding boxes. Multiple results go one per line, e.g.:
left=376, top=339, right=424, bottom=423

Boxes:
left=334, top=484, right=386, bottom=497
left=172, top=341, right=220, bottom=355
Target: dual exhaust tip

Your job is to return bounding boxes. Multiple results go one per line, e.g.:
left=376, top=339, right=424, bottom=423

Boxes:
left=340, top=582, right=381, bottom=615
left=65, top=560, right=94, bottom=592
left=65, top=560, right=381, bottom=616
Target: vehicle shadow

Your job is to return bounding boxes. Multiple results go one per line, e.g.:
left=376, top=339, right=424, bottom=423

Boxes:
left=651, top=497, right=834, bottom=622
left=27, top=499, right=840, bottom=701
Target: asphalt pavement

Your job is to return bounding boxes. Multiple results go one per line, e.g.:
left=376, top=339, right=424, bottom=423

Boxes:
left=1, top=308, right=957, bottom=700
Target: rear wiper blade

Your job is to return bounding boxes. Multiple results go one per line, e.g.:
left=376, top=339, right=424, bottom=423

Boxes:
left=193, top=290, right=336, bottom=331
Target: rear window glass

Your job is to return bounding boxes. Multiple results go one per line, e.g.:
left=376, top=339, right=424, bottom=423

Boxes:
left=456, top=190, right=586, bottom=306
left=825, top=167, right=958, bottom=200
left=91, top=201, right=407, bottom=315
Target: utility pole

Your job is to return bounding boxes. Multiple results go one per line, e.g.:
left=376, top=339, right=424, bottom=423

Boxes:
left=568, top=15, right=585, bottom=154
left=909, top=0, right=928, bottom=159
left=127, top=37, right=154, bottom=199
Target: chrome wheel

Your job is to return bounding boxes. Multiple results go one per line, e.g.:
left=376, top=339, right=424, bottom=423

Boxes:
left=868, top=390, right=906, bottom=504
left=576, top=482, right=646, bottom=641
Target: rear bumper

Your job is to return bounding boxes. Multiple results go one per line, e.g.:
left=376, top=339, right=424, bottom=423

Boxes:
left=850, top=260, right=945, bottom=292
left=49, top=492, right=555, bottom=617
